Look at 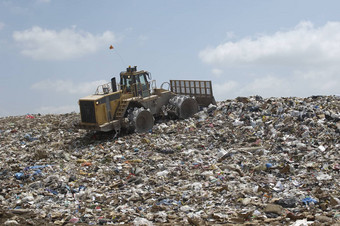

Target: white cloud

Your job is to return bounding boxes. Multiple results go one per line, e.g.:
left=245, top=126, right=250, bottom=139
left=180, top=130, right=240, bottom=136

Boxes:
left=213, top=81, right=239, bottom=100
left=31, top=79, right=108, bottom=95
left=214, top=69, right=340, bottom=99
left=36, top=105, right=78, bottom=115
left=238, top=75, right=291, bottom=97
left=199, top=21, right=340, bottom=67
left=211, top=68, right=223, bottom=77
left=13, top=26, right=116, bottom=60
left=201, top=21, right=340, bottom=98
left=292, top=68, right=340, bottom=94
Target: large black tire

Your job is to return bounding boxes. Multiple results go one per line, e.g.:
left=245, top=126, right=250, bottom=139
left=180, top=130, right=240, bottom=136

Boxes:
left=128, top=108, right=154, bottom=133
left=169, top=95, right=198, bottom=119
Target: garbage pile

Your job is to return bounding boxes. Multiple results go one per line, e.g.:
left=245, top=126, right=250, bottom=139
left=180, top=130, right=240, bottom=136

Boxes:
left=0, top=95, right=339, bottom=225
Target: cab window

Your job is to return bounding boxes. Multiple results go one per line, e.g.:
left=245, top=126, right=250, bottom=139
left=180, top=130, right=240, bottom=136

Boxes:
left=139, top=74, right=146, bottom=85
left=123, top=76, right=133, bottom=91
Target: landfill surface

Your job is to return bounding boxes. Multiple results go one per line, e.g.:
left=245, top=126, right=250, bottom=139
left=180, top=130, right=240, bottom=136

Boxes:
left=0, top=95, right=339, bottom=225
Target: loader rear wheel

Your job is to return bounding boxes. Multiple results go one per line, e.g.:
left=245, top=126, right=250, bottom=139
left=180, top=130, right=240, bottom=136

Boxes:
left=129, top=108, right=154, bottom=133
left=179, top=97, right=198, bottom=119
left=169, top=95, right=198, bottom=119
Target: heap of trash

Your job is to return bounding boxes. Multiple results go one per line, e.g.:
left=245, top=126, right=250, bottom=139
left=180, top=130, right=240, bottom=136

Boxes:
left=0, top=95, right=339, bottom=225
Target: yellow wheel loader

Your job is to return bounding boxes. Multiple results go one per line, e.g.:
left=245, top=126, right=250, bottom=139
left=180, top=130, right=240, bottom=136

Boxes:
left=77, top=66, right=216, bottom=134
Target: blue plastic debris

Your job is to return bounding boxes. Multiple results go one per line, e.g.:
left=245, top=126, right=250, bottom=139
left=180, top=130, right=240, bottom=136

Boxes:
left=14, top=165, right=51, bottom=181
left=24, top=165, right=50, bottom=171
left=266, top=163, right=273, bottom=169
left=24, top=133, right=38, bottom=142
left=30, top=165, right=49, bottom=169
left=302, top=197, right=318, bottom=205
left=78, top=185, right=86, bottom=192
left=45, top=188, right=58, bottom=195
left=32, top=169, right=43, bottom=178
left=14, top=172, right=27, bottom=180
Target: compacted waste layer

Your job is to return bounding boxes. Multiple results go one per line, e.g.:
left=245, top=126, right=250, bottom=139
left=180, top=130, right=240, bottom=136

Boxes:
left=0, top=95, right=339, bottom=225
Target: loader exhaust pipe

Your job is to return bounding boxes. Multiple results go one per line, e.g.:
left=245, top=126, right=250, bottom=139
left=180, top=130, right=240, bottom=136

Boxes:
left=111, top=77, right=117, bottom=92
left=170, top=95, right=198, bottom=119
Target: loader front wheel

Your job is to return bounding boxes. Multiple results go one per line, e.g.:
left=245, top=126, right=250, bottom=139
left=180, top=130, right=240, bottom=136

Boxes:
left=129, top=108, right=154, bottom=133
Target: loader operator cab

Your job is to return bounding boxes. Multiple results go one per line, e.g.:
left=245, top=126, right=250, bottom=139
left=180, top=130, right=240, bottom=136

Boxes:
left=120, top=66, right=151, bottom=98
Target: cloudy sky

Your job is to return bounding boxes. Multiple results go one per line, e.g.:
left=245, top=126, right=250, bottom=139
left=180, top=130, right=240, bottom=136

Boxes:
left=1, top=0, right=340, bottom=116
